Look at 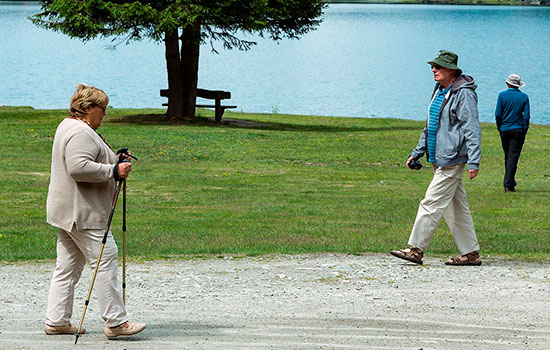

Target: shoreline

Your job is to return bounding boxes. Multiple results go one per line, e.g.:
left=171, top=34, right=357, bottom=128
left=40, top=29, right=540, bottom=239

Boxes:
left=328, top=0, right=549, bottom=5
left=3, top=105, right=550, bottom=126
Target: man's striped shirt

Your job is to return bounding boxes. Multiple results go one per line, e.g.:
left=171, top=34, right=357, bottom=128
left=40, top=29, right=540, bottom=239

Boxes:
left=427, top=85, right=451, bottom=162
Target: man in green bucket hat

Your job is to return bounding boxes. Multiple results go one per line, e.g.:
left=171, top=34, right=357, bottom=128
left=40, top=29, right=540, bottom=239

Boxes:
left=390, top=50, right=482, bottom=266
left=427, top=49, right=463, bottom=76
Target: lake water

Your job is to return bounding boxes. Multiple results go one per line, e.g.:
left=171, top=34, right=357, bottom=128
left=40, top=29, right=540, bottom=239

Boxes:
left=1, top=1, right=550, bottom=123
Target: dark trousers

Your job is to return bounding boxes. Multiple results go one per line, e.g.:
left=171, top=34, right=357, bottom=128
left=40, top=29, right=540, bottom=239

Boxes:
left=500, top=130, right=526, bottom=189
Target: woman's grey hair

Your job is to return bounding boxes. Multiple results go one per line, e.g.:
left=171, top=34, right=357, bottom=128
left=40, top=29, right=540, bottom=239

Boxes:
left=69, top=83, right=109, bottom=119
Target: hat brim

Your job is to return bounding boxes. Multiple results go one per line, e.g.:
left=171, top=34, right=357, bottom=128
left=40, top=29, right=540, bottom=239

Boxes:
left=427, top=60, right=462, bottom=76
left=505, top=79, right=525, bottom=88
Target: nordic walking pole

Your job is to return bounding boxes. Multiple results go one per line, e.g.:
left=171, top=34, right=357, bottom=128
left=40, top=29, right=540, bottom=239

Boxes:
left=116, top=148, right=137, bottom=305
left=117, top=148, right=137, bottom=305
left=75, top=179, right=124, bottom=345
left=122, top=178, right=127, bottom=305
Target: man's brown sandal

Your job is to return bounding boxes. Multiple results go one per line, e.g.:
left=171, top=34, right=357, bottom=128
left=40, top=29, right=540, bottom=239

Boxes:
left=390, top=247, right=423, bottom=265
left=445, top=251, right=482, bottom=266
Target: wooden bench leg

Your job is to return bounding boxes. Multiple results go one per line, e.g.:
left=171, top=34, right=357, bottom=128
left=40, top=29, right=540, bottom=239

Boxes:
left=215, top=98, right=222, bottom=123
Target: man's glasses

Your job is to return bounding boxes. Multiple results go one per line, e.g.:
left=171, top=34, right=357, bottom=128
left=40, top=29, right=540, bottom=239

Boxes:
left=431, top=64, right=442, bottom=70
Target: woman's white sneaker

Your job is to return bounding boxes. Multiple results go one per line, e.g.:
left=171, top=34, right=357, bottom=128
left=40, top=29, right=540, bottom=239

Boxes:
left=45, top=323, right=85, bottom=335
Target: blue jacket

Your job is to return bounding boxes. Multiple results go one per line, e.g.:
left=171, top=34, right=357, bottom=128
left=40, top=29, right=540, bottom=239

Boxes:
left=495, top=88, right=530, bottom=133
left=412, top=75, right=481, bottom=170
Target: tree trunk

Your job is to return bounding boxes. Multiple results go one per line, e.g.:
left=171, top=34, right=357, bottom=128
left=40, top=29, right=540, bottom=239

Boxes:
left=164, top=24, right=201, bottom=120
left=164, top=30, right=185, bottom=119
left=179, top=23, right=201, bottom=119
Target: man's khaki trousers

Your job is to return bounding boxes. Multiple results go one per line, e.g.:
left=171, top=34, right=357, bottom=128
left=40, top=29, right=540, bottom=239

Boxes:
left=46, top=227, right=128, bottom=327
left=408, top=163, right=480, bottom=255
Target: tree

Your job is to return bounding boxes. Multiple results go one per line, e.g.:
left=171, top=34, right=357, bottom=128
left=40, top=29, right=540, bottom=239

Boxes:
left=32, top=0, right=326, bottom=120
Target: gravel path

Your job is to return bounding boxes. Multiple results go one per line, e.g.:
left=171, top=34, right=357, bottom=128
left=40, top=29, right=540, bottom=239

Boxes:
left=1, top=253, right=549, bottom=349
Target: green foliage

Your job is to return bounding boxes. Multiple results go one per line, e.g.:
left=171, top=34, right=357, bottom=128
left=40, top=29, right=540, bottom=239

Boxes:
left=1, top=106, right=549, bottom=261
left=32, top=0, right=327, bottom=49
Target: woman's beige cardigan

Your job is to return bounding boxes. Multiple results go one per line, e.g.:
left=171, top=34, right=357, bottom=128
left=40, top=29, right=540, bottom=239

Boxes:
left=47, top=118, right=116, bottom=231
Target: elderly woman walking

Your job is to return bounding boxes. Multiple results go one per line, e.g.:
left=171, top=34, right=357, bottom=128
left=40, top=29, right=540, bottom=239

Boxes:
left=45, top=84, right=146, bottom=338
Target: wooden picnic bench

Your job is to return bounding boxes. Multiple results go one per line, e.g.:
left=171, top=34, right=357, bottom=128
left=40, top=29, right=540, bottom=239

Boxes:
left=160, top=88, right=237, bottom=123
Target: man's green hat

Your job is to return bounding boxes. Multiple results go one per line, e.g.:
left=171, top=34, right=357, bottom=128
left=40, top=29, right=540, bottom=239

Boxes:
left=427, top=50, right=462, bottom=75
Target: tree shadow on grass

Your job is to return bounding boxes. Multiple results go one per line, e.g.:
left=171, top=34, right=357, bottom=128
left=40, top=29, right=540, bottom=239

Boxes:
left=109, top=113, right=420, bottom=133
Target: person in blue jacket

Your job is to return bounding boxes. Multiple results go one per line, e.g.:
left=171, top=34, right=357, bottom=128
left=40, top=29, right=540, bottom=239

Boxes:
left=495, top=74, right=530, bottom=192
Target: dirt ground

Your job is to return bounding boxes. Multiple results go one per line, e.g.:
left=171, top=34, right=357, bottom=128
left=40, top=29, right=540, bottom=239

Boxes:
left=0, top=253, right=549, bottom=349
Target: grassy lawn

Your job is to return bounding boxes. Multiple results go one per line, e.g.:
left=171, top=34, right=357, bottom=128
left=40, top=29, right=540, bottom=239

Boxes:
left=0, top=106, right=549, bottom=261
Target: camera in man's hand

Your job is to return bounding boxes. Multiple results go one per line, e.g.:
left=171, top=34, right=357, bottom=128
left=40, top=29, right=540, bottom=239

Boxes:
left=407, top=159, right=423, bottom=170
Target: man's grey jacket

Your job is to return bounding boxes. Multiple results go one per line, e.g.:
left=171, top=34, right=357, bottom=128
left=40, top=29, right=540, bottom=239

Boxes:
left=411, top=74, right=481, bottom=170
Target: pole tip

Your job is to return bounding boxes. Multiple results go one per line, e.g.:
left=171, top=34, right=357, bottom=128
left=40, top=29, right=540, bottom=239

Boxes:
left=75, top=333, right=80, bottom=345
